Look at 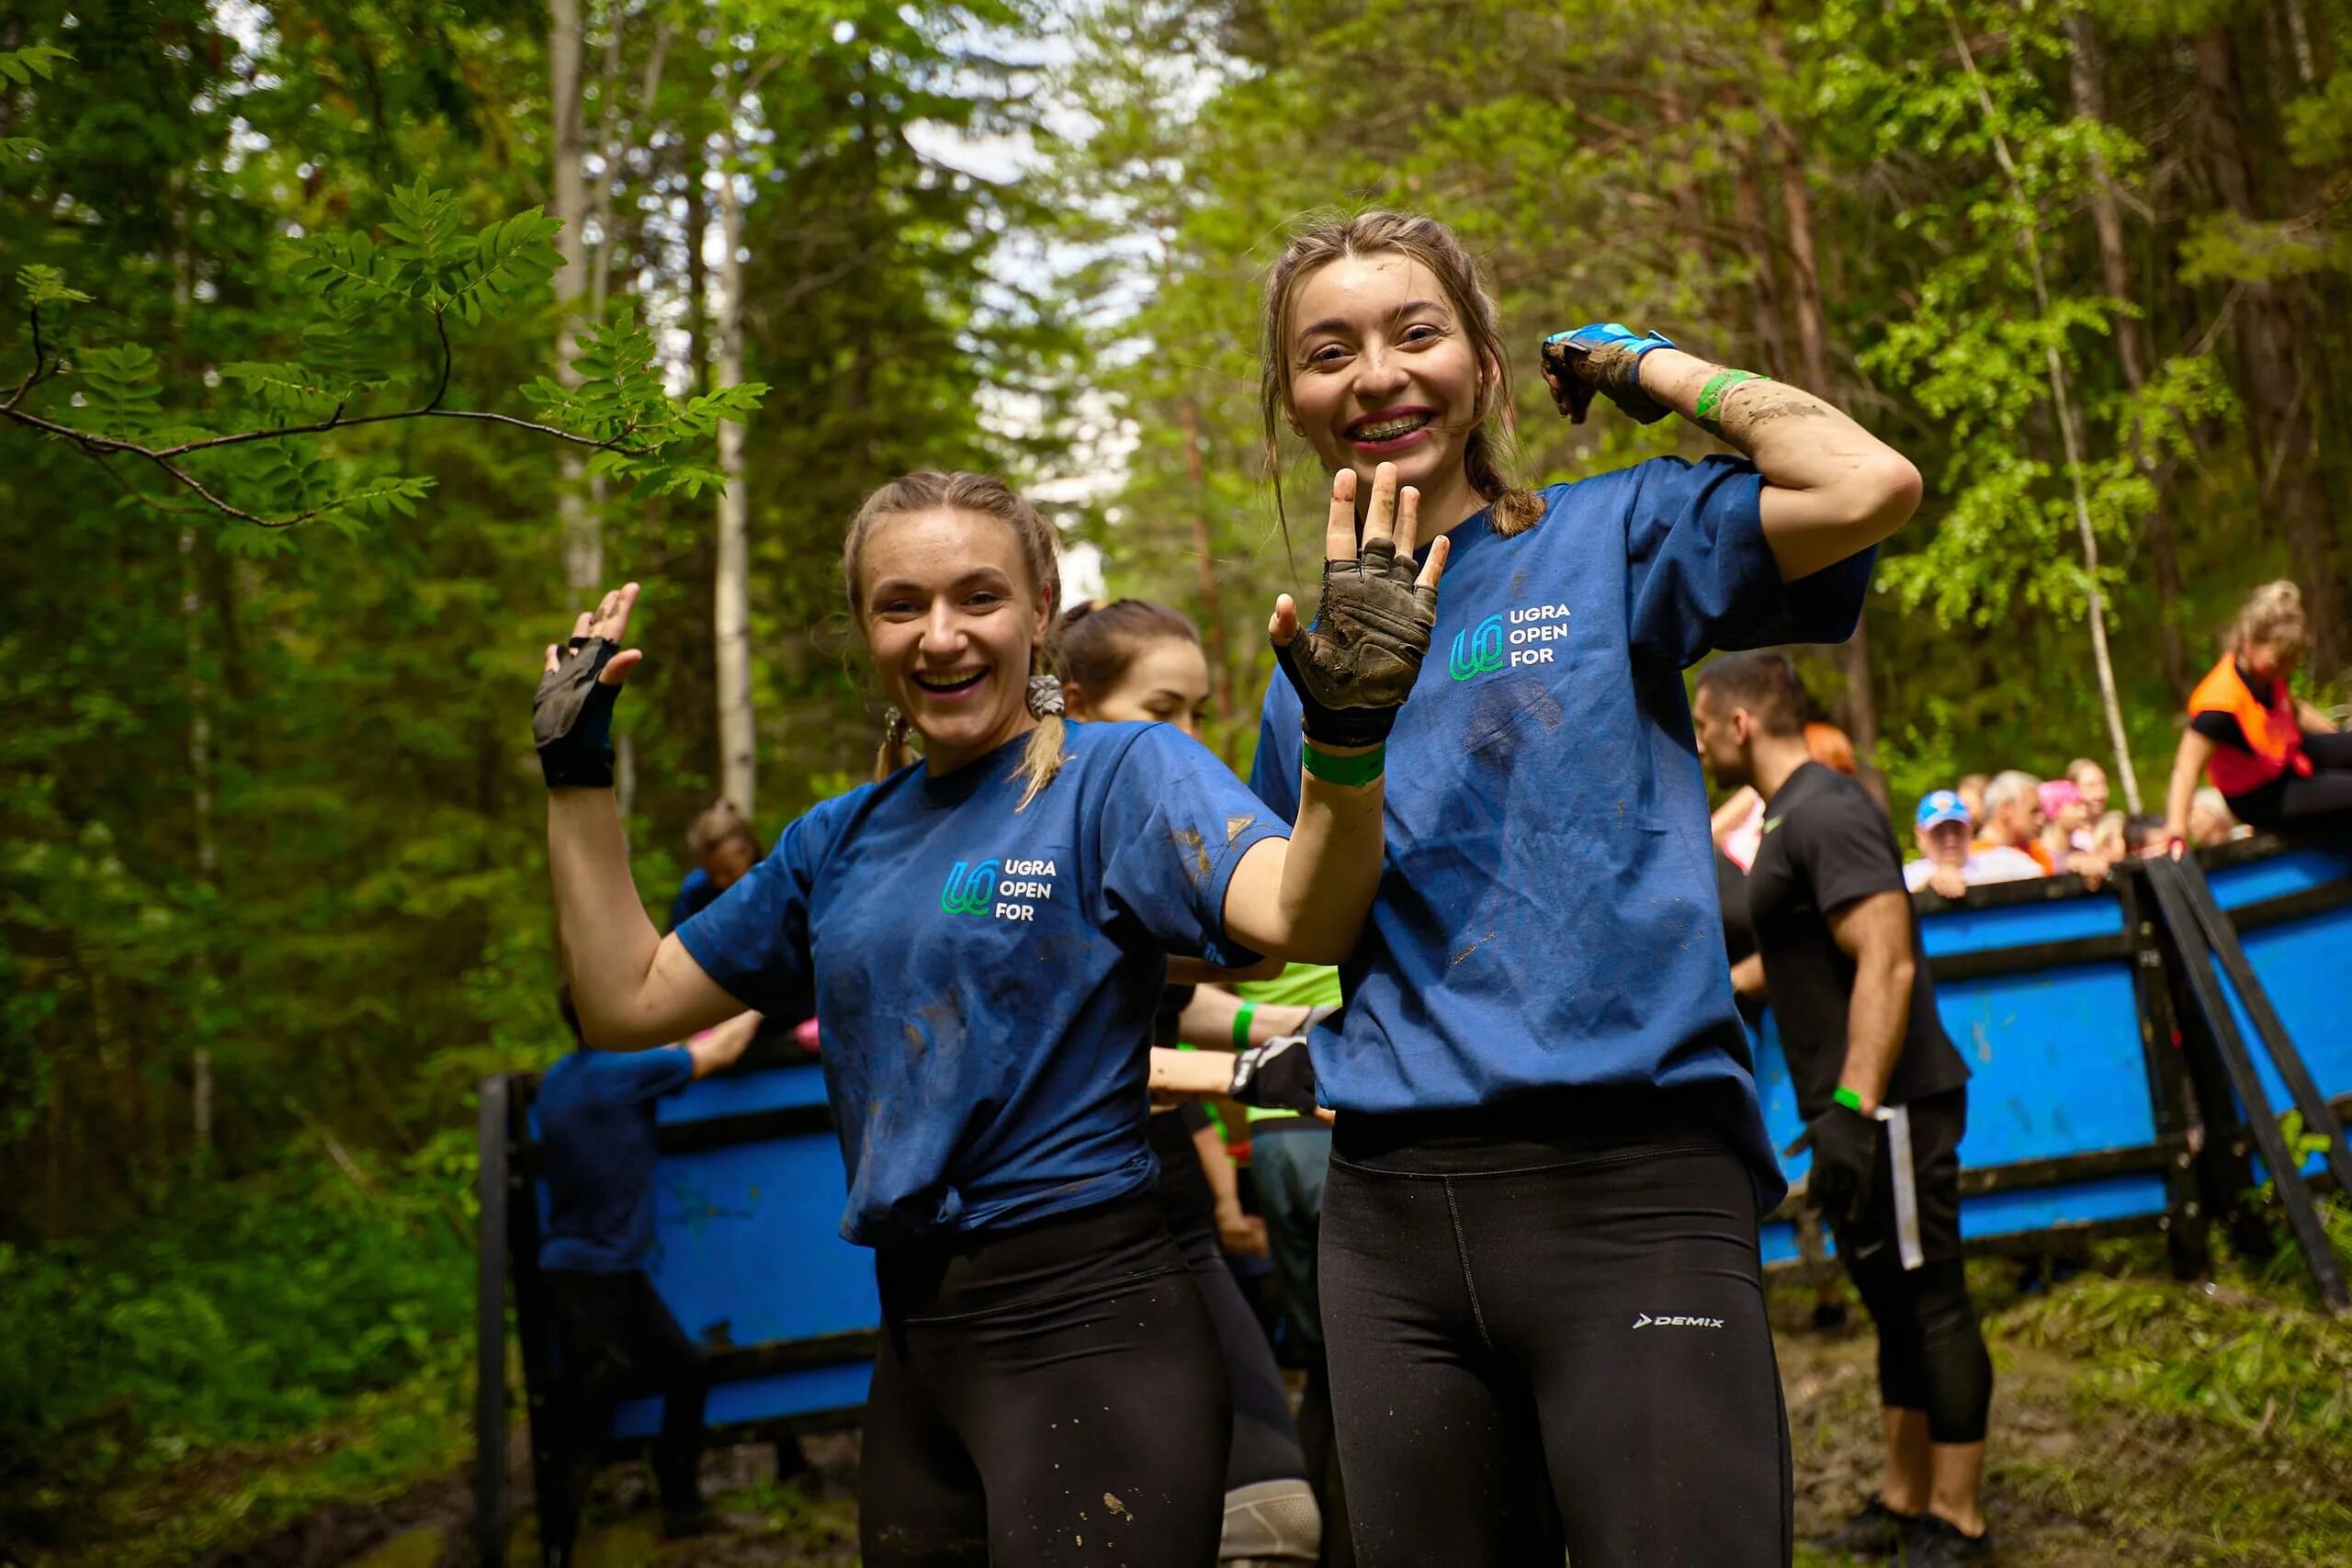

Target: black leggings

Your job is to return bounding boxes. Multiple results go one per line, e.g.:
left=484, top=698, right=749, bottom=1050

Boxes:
left=2228, top=730, right=2352, bottom=825
left=1841, top=1253, right=1993, bottom=1443
left=1148, top=1108, right=1308, bottom=1491
left=540, top=1269, right=708, bottom=1559
left=1320, top=1093, right=1791, bottom=1568
left=860, top=1194, right=1229, bottom=1566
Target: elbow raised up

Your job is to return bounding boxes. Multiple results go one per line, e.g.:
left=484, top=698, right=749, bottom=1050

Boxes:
left=1846, top=450, right=1924, bottom=544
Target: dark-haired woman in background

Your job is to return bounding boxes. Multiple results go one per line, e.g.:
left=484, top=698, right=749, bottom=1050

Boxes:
left=1056, top=598, right=1323, bottom=1566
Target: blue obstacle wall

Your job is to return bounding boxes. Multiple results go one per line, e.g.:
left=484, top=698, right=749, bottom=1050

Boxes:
left=499, top=1050, right=878, bottom=1459
left=1754, top=870, right=2195, bottom=1269
left=2193, top=838, right=2352, bottom=1183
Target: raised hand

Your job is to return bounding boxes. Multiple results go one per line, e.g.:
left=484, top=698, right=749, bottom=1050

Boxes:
left=1540, top=323, right=1679, bottom=425
left=534, top=581, right=646, bottom=789
left=1270, top=463, right=1450, bottom=750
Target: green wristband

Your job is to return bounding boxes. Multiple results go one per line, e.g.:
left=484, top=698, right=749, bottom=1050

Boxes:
left=1232, top=1000, right=1258, bottom=1051
left=1694, top=368, right=1762, bottom=436
left=1302, top=741, right=1386, bottom=788
left=1833, top=1085, right=1865, bottom=1114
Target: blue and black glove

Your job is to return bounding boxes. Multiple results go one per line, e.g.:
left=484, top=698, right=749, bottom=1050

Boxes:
left=1541, top=323, right=1679, bottom=425
left=534, top=635, right=626, bottom=789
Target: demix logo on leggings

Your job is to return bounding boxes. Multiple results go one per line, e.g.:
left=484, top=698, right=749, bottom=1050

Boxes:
left=940, top=857, right=1057, bottom=922
left=1632, top=1312, right=1725, bottom=1329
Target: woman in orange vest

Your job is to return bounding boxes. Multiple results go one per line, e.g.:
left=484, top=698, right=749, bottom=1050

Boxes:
left=2164, top=581, right=2352, bottom=849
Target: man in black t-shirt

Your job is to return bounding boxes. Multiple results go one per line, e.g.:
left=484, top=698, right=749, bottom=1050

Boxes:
left=1694, top=653, right=1994, bottom=1568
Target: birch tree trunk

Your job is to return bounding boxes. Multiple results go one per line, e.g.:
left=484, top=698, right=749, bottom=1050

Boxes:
left=1949, top=10, right=2144, bottom=811
left=713, top=105, right=755, bottom=816
left=550, top=0, right=597, bottom=597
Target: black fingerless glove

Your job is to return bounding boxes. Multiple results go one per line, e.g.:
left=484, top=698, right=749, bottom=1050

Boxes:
left=1277, top=536, right=1438, bottom=749
left=534, top=636, right=625, bottom=789
left=1228, top=1033, right=1320, bottom=1116
left=1801, top=1101, right=1881, bottom=1229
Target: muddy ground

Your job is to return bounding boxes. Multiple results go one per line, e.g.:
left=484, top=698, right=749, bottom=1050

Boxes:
left=64, top=1269, right=2352, bottom=1568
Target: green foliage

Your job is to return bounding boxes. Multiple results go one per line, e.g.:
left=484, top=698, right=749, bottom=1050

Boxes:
left=2000, top=1211, right=2352, bottom=1441
left=0, top=1154, right=470, bottom=1548
left=10, top=180, right=762, bottom=529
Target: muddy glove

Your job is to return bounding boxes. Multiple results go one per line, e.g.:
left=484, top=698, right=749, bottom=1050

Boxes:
left=1793, top=1101, right=1881, bottom=1230
left=534, top=636, right=626, bottom=789
left=1541, top=323, right=1678, bottom=425
left=1229, top=1033, right=1320, bottom=1116
left=1277, top=533, right=1440, bottom=748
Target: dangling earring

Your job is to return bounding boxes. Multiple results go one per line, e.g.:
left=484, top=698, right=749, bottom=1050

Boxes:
left=1027, top=676, right=1065, bottom=718
left=884, top=706, right=912, bottom=746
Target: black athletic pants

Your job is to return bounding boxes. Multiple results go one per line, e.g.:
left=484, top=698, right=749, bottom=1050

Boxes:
left=540, top=1269, right=708, bottom=1562
left=1251, top=1118, right=1352, bottom=1568
left=2228, top=730, right=2352, bottom=825
left=860, top=1193, right=1230, bottom=1566
left=1320, top=1090, right=1791, bottom=1568
left=1829, top=1089, right=1993, bottom=1445
left=1149, top=1108, right=1309, bottom=1491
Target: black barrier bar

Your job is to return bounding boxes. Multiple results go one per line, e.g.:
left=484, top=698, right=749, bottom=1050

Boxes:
left=475, top=1077, right=510, bottom=1568
left=2173, top=853, right=2352, bottom=1203
left=2115, top=870, right=2214, bottom=1282
left=2143, top=857, right=2350, bottom=1314
left=503, top=1076, right=567, bottom=1555
left=509, top=1100, right=838, bottom=1172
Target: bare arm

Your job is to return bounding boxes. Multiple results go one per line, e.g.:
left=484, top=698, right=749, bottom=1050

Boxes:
left=542, top=585, right=755, bottom=1051
left=1636, top=349, right=1924, bottom=581
left=1192, top=1122, right=1266, bottom=1256
left=2164, top=729, right=2216, bottom=843
left=1712, top=785, right=1759, bottom=850
left=1730, top=953, right=1767, bottom=1000
left=2297, top=699, right=2338, bottom=734
left=685, top=1011, right=762, bottom=1079
left=1150, top=1045, right=1237, bottom=1100
left=1826, top=890, right=1917, bottom=1112
left=1175, top=987, right=1316, bottom=1051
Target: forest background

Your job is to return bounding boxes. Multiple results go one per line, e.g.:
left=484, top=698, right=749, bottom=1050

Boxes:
left=5, top=0, right=2351, bottom=1555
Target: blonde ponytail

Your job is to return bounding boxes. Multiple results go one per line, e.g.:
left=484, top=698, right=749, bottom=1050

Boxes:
left=1012, top=651, right=1067, bottom=810
left=873, top=706, right=915, bottom=783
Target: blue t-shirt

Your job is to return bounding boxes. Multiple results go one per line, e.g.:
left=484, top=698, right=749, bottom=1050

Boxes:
left=1249, top=457, right=1873, bottom=1203
left=677, top=722, right=1283, bottom=1246
left=536, top=1044, right=695, bottom=1274
left=669, top=866, right=718, bottom=931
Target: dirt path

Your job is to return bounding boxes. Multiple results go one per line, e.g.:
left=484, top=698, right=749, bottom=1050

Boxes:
left=122, top=1266, right=2352, bottom=1568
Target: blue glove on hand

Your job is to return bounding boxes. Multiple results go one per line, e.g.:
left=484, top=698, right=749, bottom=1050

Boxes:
left=1541, top=324, right=1678, bottom=425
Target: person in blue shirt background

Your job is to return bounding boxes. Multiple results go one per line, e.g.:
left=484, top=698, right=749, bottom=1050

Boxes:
left=531, top=467, right=1446, bottom=1567
left=1246, top=211, right=1921, bottom=1567
left=534, top=993, right=757, bottom=1565
left=667, top=799, right=762, bottom=932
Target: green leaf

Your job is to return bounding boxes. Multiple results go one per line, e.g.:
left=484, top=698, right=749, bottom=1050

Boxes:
left=0, top=43, right=70, bottom=85
left=16, top=265, right=91, bottom=308
left=74, top=344, right=164, bottom=435
left=219, top=362, right=344, bottom=417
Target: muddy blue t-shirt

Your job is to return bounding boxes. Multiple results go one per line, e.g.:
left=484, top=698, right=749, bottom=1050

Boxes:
left=537, top=1044, right=695, bottom=1274
left=678, top=722, right=1283, bottom=1246
left=1250, top=457, right=1873, bottom=1204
